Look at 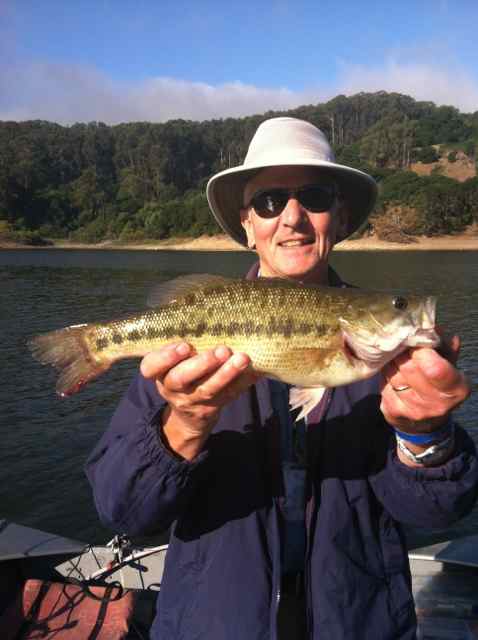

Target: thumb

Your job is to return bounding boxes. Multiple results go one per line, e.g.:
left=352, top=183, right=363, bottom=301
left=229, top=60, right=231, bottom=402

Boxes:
left=436, top=325, right=460, bottom=366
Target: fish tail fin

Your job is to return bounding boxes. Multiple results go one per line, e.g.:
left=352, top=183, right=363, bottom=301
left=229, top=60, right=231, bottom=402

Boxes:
left=28, top=325, right=110, bottom=396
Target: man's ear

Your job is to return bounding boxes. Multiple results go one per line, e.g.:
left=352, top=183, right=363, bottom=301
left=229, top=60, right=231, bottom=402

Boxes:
left=240, top=208, right=256, bottom=250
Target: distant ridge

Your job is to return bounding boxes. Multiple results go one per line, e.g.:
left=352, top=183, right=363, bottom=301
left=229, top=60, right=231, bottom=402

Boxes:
left=0, top=91, right=477, bottom=246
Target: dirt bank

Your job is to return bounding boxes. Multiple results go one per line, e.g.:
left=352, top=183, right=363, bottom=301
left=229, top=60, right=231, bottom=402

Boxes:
left=2, top=232, right=478, bottom=252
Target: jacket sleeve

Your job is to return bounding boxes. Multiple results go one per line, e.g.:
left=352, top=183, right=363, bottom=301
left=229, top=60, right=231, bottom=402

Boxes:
left=84, top=373, right=208, bottom=536
left=371, top=424, right=478, bottom=528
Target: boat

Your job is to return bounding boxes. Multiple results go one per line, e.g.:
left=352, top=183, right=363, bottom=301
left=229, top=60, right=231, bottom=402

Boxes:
left=0, top=519, right=166, bottom=638
left=409, top=537, right=478, bottom=639
left=1, top=518, right=478, bottom=638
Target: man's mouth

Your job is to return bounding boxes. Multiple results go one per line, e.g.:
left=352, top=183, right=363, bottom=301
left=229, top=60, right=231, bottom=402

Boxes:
left=279, top=238, right=314, bottom=248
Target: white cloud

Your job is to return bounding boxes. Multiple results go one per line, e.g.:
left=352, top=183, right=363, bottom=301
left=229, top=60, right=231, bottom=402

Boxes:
left=129, top=78, right=307, bottom=122
left=336, top=59, right=478, bottom=113
left=0, top=62, right=138, bottom=124
left=0, top=61, right=310, bottom=124
left=0, top=57, right=477, bottom=125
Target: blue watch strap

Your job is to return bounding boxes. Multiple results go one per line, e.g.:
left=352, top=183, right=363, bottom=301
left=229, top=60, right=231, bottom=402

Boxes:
left=392, top=418, right=453, bottom=445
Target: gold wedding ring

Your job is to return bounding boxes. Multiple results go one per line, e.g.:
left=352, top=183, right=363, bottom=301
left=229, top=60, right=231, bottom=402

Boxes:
left=392, top=385, right=411, bottom=393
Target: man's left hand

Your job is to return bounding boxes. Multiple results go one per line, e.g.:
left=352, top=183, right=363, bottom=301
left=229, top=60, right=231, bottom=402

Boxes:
left=380, top=333, right=471, bottom=433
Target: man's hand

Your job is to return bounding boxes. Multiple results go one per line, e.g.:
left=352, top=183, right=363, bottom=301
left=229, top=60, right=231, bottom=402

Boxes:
left=380, top=332, right=470, bottom=437
left=140, top=342, right=257, bottom=460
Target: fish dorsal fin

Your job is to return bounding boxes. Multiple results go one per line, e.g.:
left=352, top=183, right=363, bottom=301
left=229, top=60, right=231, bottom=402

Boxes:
left=147, top=274, right=234, bottom=307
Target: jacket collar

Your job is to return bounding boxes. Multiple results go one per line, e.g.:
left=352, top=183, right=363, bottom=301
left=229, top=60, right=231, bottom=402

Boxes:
left=245, top=260, right=345, bottom=287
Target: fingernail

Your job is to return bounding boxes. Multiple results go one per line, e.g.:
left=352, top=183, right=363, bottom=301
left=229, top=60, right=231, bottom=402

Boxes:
left=414, top=348, right=443, bottom=377
left=231, top=353, right=249, bottom=369
left=413, top=347, right=434, bottom=363
left=176, top=343, right=190, bottom=356
left=214, top=346, right=230, bottom=359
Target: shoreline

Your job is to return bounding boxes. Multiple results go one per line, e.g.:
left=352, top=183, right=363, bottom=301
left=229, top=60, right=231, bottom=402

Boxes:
left=1, top=232, right=478, bottom=252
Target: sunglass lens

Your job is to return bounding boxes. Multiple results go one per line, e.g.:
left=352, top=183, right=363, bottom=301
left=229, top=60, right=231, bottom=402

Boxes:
left=251, top=185, right=336, bottom=217
left=252, top=190, right=288, bottom=217
left=299, top=186, right=335, bottom=212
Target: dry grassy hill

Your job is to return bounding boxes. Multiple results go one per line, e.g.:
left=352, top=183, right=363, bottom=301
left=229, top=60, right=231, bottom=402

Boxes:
left=411, top=150, right=476, bottom=182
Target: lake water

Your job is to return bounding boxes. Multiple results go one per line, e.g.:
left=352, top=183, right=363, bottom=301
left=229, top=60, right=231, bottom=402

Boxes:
left=1, top=248, right=477, bottom=548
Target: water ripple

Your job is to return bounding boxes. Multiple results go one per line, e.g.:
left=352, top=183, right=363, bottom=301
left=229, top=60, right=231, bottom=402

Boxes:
left=1, top=250, right=477, bottom=546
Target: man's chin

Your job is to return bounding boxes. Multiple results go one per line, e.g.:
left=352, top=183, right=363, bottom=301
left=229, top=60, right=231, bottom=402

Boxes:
left=277, top=260, right=327, bottom=283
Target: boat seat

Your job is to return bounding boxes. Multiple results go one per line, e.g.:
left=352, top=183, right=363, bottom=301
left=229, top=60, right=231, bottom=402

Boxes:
left=0, top=578, right=135, bottom=639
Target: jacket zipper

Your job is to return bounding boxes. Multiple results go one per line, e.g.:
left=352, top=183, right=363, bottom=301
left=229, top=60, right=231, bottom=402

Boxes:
left=274, top=499, right=283, bottom=640
left=305, top=489, right=315, bottom=637
left=304, top=425, right=314, bottom=639
left=304, top=389, right=331, bottom=638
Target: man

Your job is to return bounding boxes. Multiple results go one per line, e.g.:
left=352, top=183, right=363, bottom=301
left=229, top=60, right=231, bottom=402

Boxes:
left=86, top=118, right=477, bottom=639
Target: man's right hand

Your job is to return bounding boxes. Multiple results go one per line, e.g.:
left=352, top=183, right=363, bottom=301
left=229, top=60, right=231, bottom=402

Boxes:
left=140, top=343, right=257, bottom=460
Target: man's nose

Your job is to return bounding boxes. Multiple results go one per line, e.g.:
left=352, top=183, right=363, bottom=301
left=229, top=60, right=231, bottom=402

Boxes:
left=281, top=196, right=305, bottom=226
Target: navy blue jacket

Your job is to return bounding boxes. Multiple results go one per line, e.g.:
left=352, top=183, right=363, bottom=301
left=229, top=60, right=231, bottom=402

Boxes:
left=85, top=369, right=478, bottom=639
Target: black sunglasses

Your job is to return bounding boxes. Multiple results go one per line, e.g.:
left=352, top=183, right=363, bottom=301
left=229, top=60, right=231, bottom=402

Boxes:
left=247, top=184, right=337, bottom=218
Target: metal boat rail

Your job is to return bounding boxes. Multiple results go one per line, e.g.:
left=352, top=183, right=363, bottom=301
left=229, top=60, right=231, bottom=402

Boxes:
left=2, top=520, right=478, bottom=638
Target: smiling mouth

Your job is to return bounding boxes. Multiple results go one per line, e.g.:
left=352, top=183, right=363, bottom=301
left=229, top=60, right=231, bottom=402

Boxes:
left=279, top=238, right=314, bottom=247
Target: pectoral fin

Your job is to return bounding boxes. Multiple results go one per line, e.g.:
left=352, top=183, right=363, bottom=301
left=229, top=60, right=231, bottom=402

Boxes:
left=289, top=386, right=326, bottom=421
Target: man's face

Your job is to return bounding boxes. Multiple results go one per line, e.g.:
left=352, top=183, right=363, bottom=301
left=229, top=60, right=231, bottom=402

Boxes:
left=240, top=166, right=345, bottom=283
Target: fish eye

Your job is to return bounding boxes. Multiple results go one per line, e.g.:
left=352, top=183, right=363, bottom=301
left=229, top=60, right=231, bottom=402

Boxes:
left=393, top=296, right=408, bottom=311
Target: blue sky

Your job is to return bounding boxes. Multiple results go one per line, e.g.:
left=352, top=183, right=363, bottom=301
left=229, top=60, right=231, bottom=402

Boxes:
left=1, top=0, right=477, bottom=123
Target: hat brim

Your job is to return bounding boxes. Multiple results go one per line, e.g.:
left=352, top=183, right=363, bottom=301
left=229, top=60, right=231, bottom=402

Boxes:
left=206, top=159, right=378, bottom=246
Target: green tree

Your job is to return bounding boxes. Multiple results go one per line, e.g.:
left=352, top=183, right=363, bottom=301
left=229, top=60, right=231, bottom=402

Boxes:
left=412, top=146, right=439, bottom=164
left=1, top=92, right=477, bottom=242
left=70, top=168, right=106, bottom=220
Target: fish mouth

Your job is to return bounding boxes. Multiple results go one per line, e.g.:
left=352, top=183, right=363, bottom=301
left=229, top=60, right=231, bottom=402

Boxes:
left=418, top=296, right=436, bottom=331
left=340, top=296, right=441, bottom=372
left=407, top=328, right=440, bottom=348
left=407, top=297, right=440, bottom=347
left=342, top=323, right=440, bottom=369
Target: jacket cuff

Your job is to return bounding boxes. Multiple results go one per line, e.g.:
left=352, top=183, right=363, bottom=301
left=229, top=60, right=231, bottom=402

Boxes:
left=141, top=403, right=209, bottom=474
left=389, top=425, right=476, bottom=482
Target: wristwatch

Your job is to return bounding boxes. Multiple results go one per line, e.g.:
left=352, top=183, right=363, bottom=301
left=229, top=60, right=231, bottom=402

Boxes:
left=396, top=426, right=455, bottom=467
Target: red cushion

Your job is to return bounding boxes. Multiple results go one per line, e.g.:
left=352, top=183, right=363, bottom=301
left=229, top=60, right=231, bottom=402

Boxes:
left=0, top=579, right=135, bottom=639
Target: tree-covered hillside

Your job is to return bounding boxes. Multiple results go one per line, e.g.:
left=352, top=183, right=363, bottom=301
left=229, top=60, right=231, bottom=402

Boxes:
left=0, top=91, right=477, bottom=245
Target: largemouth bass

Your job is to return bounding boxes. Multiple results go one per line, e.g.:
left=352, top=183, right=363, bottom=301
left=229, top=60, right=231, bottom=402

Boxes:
left=28, top=274, right=440, bottom=419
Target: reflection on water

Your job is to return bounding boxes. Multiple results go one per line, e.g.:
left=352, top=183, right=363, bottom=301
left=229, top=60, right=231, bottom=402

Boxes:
left=0, top=249, right=477, bottom=546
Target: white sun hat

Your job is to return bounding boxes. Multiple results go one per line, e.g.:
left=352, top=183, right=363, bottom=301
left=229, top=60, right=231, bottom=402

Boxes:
left=206, top=117, right=378, bottom=246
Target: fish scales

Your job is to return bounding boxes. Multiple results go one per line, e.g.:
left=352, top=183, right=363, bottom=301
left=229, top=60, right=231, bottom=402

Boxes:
left=28, top=274, right=439, bottom=412
left=92, top=282, right=334, bottom=362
